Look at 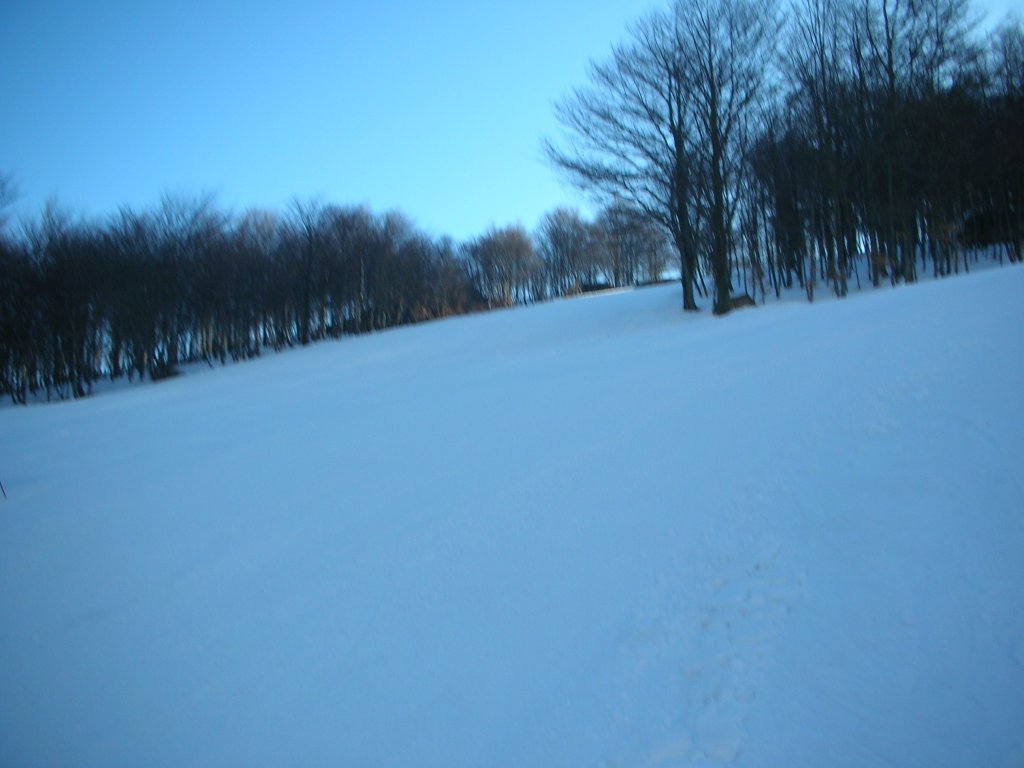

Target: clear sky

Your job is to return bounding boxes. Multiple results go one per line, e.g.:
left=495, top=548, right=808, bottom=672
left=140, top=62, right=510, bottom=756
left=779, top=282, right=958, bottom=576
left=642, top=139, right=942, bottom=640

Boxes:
left=1, top=0, right=1018, bottom=241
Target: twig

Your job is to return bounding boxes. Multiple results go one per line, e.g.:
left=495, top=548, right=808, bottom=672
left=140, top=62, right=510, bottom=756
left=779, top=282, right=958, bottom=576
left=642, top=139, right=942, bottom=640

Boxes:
left=0, top=479, right=6, bottom=499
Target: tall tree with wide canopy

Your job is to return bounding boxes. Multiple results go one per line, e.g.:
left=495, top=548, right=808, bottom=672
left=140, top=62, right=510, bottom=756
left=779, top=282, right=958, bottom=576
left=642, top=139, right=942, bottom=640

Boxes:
left=545, top=6, right=701, bottom=310
left=546, top=0, right=780, bottom=314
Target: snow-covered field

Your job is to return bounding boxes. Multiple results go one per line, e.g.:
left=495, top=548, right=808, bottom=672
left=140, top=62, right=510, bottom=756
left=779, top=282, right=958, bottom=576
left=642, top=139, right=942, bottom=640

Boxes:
left=2, top=267, right=1023, bottom=767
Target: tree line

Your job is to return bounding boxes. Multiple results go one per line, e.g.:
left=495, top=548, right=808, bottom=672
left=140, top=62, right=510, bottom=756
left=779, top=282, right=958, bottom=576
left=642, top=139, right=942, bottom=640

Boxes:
left=546, top=0, right=1023, bottom=312
left=0, top=190, right=668, bottom=404
left=3, top=0, right=1020, bottom=402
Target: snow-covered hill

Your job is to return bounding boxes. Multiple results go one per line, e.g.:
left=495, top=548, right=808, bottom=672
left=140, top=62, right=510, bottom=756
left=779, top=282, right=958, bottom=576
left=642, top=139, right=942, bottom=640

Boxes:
left=2, top=268, right=1023, bottom=767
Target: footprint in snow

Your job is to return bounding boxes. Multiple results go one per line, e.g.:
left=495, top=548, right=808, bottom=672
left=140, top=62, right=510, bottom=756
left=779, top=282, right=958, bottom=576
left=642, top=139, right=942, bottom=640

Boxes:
left=631, top=544, right=805, bottom=767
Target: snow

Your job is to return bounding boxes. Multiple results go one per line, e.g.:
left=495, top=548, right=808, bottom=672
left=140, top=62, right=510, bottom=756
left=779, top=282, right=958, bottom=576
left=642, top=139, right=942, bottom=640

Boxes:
left=2, top=267, right=1023, bottom=767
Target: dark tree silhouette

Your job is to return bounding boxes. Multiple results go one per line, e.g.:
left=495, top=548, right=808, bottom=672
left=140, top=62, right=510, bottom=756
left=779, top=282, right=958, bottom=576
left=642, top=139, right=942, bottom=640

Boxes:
left=547, top=0, right=780, bottom=313
left=545, top=7, right=704, bottom=309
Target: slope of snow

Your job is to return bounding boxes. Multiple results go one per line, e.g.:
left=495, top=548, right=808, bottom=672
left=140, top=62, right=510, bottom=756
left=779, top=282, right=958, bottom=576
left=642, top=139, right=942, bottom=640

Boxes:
left=2, top=268, right=1023, bottom=767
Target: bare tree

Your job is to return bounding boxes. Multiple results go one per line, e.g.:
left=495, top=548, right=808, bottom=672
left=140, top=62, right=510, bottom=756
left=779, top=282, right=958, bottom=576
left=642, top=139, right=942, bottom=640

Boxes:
left=679, top=0, right=782, bottom=312
left=465, top=225, right=540, bottom=307
left=987, top=18, right=1024, bottom=260
left=595, top=203, right=671, bottom=286
left=784, top=0, right=857, bottom=296
left=547, top=0, right=780, bottom=313
left=545, top=8, right=703, bottom=309
left=536, top=208, right=597, bottom=296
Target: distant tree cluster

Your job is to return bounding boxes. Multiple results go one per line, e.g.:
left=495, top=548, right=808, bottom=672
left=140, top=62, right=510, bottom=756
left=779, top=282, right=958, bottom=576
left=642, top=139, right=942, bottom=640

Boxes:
left=547, top=0, right=1024, bottom=312
left=470, top=205, right=671, bottom=309
left=0, top=190, right=665, bottom=403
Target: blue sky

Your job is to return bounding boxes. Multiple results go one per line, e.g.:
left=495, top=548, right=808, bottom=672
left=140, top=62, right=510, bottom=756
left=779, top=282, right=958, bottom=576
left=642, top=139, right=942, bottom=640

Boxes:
left=1, top=0, right=1018, bottom=241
